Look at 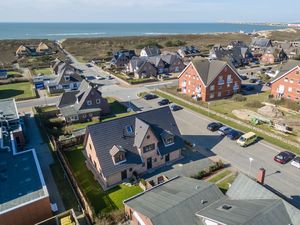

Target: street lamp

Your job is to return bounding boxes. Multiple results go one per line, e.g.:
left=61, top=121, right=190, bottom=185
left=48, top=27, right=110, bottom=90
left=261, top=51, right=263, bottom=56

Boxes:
left=248, top=157, right=254, bottom=176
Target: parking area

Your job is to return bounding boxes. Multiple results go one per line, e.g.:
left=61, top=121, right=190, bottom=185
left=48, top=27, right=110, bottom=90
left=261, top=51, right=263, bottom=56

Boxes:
left=133, top=95, right=300, bottom=208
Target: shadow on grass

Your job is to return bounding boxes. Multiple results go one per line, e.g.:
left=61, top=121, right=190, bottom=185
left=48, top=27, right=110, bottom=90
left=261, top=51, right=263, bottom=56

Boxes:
left=0, top=89, right=24, bottom=99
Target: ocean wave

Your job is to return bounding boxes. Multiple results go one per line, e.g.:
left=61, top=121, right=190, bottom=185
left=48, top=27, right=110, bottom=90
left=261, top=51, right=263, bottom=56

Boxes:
left=144, top=32, right=180, bottom=35
left=45, top=32, right=107, bottom=36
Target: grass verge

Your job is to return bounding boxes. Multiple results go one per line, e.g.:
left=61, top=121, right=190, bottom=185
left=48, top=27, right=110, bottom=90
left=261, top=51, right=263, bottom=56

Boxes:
left=0, top=82, right=36, bottom=100
left=207, top=170, right=232, bottom=183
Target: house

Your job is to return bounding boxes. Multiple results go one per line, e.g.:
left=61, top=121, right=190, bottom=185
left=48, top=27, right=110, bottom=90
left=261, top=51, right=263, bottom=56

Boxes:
left=0, top=98, right=26, bottom=148
left=47, top=61, right=83, bottom=94
left=178, top=58, right=242, bottom=102
left=270, top=60, right=300, bottom=101
left=127, top=57, right=158, bottom=78
left=140, top=46, right=161, bottom=57
left=57, top=80, right=110, bottom=123
left=110, top=49, right=136, bottom=68
left=209, top=44, right=253, bottom=67
left=261, top=47, right=288, bottom=64
left=250, top=37, right=273, bottom=50
left=0, top=69, right=8, bottom=79
left=278, top=41, right=300, bottom=59
left=0, top=99, right=52, bottom=225
left=16, top=42, right=52, bottom=57
left=83, top=107, right=184, bottom=189
left=124, top=173, right=300, bottom=225
left=160, top=53, right=185, bottom=73
left=177, top=46, right=201, bottom=58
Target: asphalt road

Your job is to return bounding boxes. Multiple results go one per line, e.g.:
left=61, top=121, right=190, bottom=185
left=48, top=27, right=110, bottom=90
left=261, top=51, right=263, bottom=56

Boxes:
left=134, top=96, right=300, bottom=209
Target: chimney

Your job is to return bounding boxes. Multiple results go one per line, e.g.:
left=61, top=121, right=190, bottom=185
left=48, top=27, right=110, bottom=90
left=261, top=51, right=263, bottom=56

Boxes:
left=257, top=168, right=266, bottom=185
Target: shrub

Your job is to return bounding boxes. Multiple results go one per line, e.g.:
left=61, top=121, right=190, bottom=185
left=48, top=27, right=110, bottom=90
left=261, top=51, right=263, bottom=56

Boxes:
left=165, top=40, right=186, bottom=47
left=232, top=94, right=247, bottom=102
left=95, top=210, right=126, bottom=225
left=191, top=160, right=224, bottom=180
left=245, top=100, right=264, bottom=108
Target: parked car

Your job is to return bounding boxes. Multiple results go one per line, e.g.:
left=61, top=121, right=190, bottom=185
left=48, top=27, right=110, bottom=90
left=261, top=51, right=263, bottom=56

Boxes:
left=266, top=82, right=271, bottom=87
left=86, top=63, right=93, bottom=67
left=158, top=99, right=170, bottom=106
left=227, top=130, right=243, bottom=140
left=291, top=156, right=300, bottom=169
left=249, top=78, right=257, bottom=83
left=237, top=132, right=257, bottom=147
left=274, top=151, right=296, bottom=164
left=170, top=105, right=183, bottom=111
left=218, top=126, right=232, bottom=136
left=256, top=80, right=263, bottom=85
left=96, top=75, right=105, bottom=80
left=207, top=122, right=223, bottom=132
left=144, top=94, right=158, bottom=100
left=85, top=75, right=96, bottom=81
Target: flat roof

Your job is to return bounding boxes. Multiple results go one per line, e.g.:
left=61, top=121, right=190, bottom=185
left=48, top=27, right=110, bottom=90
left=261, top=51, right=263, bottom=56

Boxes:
left=0, top=134, right=48, bottom=214
left=0, top=98, right=19, bottom=122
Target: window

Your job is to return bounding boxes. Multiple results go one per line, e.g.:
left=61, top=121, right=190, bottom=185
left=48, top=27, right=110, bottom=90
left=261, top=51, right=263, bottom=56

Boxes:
left=288, top=87, right=292, bottom=92
left=210, top=85, right=215, bottom=91
left=96, top=99, right=101, bottom=104
left=227, top=74, right=232, bottom=84
left=115, top=153, right=125, bottom=163
left=93, top=161, right=97, bottom=168
left=218, top=76, right=224, bottom=85
left=226, top=90, right=231, bottom=96
left=89, top=143, right=92, bottom=150
left=210, top=93, right=215, bottom=99
left=284, top=78, right=289, bottom=82
left=146, top=135, right=150, bottom=139
left=296, top=71, right=300, bottom=75
left=166, top=137, right=174, bottom=145
left=87, top=100, right=92, bottom=106
left=143, top=144, right=155, bottom=153
left=290, top=79, right=294, bottom=84
left=218, top=85, right=222, bottom=90
left=129, top=168, right=133, bottom=172
left=142, top=163, right=145, bottom=167
left=297, top=90, right=300, bottom=94
left=218, top=91, right=222, bottom=97
left=126, top=125, right=134, bottom=134
left=154, top=158, right=157, bottom=162
left=65, top=76, right=70, bottom=81
left=82, top=114, right=86, bottom=118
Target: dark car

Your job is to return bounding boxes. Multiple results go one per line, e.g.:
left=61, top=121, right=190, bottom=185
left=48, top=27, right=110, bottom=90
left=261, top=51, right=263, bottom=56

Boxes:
left=274, top=151, right=296, bottom=164
left=170, top=105, right=183, bottom=111
left=108, top=75, right=114, bottom=80
left=227, top=130, right=242, bottom=140
left=249, top=78, right=257, bottom=83
left=144, top=94, right=158, bottom=100
left=158, top=99, right=170, bottom=106
left=85, top=75, right=96, bottom=81
left=207, top=122, right=223, bottom=132
left=243, top=85, right=255, bottom=91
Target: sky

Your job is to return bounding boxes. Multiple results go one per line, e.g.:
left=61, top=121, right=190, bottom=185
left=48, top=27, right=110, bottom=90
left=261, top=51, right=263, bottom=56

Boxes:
left=0, top=0, right=299, bottom=23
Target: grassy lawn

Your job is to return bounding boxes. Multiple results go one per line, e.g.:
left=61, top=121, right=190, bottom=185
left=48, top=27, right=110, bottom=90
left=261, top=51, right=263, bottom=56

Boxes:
left=64, top=97, right=134, bottom=132
left=64, top=146, right=142, bottom=214
left=207, top=170, right=232, bottom=183
left=0, top=82, right=36, bottom=100
left=32, top=67, right=52, bottom=76
left=155, top=90, right=300, bottom=154
left=217, top=175, right=237, bottom=193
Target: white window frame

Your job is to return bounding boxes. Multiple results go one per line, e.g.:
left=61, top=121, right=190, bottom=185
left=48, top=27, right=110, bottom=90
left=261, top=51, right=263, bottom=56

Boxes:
left=87, top=100, right=92, bottom=106
left=210, top=85, right=215, bottom=91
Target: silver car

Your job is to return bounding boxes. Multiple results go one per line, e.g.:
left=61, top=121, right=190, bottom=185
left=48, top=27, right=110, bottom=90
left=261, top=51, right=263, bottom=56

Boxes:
left=291, top=156, right=300, bottom=169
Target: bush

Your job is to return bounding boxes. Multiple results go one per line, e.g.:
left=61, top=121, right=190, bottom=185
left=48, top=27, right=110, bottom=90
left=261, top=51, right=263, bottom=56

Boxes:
left=95, top=210, right=126, bottom=225
left=165, top=40, right=186, bottom=47
left=191, top=160, right=224, bottom=180
left=232, top=94, right=247, bottom=102
left=245, top=100, right=264, bottom=108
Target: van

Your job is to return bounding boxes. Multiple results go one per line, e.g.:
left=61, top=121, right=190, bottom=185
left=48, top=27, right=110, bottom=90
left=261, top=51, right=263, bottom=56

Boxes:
left=237, top=132, right=257, bottom=147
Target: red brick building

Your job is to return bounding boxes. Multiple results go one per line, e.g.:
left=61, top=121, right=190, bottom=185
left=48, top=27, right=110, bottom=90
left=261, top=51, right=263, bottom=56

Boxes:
left=270, top=61, right=300, bottom=101
left=178, top=59, right=241, bottom=102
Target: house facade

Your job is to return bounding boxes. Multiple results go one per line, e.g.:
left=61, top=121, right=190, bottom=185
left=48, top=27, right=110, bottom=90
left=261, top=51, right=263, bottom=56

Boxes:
left=177, top=46, right=201, bottom=58
left=250, top=37, right=273, bottom=51
left=140, top=46, right=161, bottom=57
left=110, top=49, right=136, bottom=68
left=127, top=57, right=158, bottom=79
left=57, top=80, right=110, bottom=123
left=270, top=61, right=300, bottom=101
left=16, top=42, right=52, bottom=57
left=261, top=47, right=288, bottom=64
left=178, top=59, right=241, bottom=102
left=83, top=107, right=184, bottom=189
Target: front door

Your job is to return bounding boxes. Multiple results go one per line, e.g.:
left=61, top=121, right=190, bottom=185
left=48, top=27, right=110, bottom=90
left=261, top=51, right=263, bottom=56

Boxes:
left=121, top=170, right=127, bottom=180
left=147, top=157, right=152, bottom=169
left=165, top=153, right=170, bottom=162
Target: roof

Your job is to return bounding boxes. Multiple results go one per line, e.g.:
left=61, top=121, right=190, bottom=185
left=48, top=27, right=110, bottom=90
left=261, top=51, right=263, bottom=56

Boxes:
left=241, top=132, right=256, bottom=138
left=196, top=198, right=292, bottom=225
left=227, top=173, right=300, bottom=225
left=0, top=130, right=48, bottom=214
left=270, top=60, right=300, bottom=83
left=186, top=59, right=240, bottom=86
left=0, top=98, right=19, bottom=122
left=109, top=145, right=126, bottom=157
left=251, top=37, right=272, bottom=48
left=124, top=176, right=224, bottom=225
left=86, top=107, right=184, bottom=177
left=141, top=46, right=161, bottom=57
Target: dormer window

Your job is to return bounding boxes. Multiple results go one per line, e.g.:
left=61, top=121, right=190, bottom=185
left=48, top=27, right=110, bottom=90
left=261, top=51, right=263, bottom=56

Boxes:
left=160, top=130, right=175, bottom=147
left=110, top=145, right=126, bottom=165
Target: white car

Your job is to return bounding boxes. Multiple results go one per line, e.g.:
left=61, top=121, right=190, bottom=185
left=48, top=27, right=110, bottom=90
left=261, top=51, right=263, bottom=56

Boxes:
left=291, top=156, right=300, bottom=169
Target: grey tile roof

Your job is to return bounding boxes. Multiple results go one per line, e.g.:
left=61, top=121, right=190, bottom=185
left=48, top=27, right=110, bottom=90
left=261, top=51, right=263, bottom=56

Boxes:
left=227, top=173, right=300, bottom=225
left=191, top=59, right=239, bottom=86
left=134, top=118, right=150, bottom=148
left=124, top=176, right=224, bottom=225
left=196, top=198, right=292, bottom=225
left=251, top=37, right=272, bottom=48
left=57, top=91, right=80, bottom=108
left=142, top=46, right=161, bottom=57
left=270, top=60, right=300, bottom=83
left=86, top=107, right=184, bottom=177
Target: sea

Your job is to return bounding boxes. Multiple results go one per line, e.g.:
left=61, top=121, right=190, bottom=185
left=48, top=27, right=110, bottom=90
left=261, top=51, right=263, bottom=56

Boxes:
left=0, top=23, right=286, bottom=40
